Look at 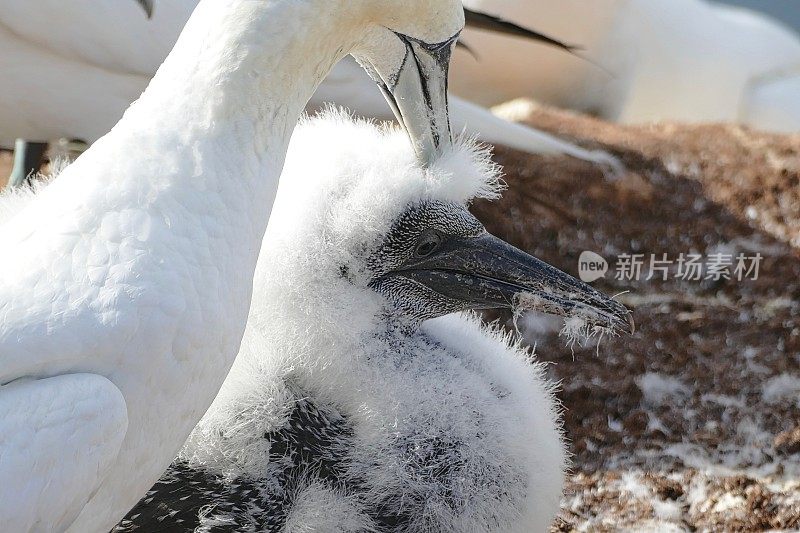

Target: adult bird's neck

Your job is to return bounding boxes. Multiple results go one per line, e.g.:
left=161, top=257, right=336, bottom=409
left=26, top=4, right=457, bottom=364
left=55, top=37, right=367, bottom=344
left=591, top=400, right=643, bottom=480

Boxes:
left=161, top=2, right=353, bottom=135
left=103, top=0, right=358, bottom=224
left=47, top=7, right=363, bottom=528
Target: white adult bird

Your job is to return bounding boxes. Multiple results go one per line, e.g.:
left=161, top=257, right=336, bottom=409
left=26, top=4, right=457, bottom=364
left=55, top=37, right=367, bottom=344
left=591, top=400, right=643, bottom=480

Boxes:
left=455, top=0, right=800, bottom=133
left=0, top=0, right=616, bottom=186
left=113, top=111, right=633, bottom=532
left=0, top=0, right=466, bottom=530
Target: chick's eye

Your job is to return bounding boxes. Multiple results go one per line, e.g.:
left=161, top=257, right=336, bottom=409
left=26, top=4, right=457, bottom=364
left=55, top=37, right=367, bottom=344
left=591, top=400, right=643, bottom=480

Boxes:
left=415, top=232, right=442, bottom=258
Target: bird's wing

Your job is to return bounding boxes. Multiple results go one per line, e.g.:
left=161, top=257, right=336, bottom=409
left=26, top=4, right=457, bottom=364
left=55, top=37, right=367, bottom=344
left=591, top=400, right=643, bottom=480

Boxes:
left=463, top=7, right=578, bottom=53
left=0, top=374, right=128, bottom=532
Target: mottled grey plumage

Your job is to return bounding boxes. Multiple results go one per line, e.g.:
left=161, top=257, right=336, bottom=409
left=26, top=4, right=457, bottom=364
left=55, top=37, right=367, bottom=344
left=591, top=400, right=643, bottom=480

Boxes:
left=116, top=391, right=352, bottom=532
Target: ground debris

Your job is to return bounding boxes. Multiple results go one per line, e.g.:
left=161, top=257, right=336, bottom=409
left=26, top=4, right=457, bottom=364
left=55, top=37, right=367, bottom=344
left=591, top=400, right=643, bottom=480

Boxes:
left=473, top=104, right=800, bottom=531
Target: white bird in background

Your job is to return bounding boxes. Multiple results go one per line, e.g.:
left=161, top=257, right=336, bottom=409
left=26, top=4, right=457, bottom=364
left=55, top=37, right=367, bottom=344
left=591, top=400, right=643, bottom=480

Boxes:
left=0, top=0, right=192, bottom=185
left=114, top=111, right=633, bottom=533
left=456, top=0, right=800, bottom=132
left=0, top=0, right=466, bottom=530
left=0, top=0, right=617, bottom=186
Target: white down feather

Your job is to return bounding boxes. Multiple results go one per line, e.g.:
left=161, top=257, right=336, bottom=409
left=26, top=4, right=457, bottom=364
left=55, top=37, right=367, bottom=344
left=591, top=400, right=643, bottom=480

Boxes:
left=178, top=110, right=567, bottom=532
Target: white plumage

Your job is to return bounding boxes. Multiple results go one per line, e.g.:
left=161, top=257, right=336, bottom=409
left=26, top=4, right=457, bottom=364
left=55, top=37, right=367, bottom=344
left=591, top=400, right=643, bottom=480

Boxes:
left=116, top=111, right=568, bottom=532
left=0, top=0, right=466, bottom=530
left=0, top=0, right=613, bottom=166
left=457, top=0, right=800, bottom=132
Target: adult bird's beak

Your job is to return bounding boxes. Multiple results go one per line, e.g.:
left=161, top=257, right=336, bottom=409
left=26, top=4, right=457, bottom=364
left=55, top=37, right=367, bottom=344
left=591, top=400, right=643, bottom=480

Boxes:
left=366, top=8, right=576, bottom=166
left=373, top=32, right=460, bottom=166
left=135, top=0, right=154, bottom=19
left=393, top=232, right=634, bottom=334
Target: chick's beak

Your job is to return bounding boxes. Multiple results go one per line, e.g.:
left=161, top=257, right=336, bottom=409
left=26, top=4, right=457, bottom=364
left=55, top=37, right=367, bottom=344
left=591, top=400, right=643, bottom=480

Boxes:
left=394, top=232, right=634, bottom=334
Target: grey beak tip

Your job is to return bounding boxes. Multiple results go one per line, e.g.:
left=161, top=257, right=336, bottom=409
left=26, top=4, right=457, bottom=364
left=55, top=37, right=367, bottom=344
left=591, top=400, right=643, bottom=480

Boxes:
left=609, top=302, right=635, bottom=335
left=626, top=313, right=636, bottom=335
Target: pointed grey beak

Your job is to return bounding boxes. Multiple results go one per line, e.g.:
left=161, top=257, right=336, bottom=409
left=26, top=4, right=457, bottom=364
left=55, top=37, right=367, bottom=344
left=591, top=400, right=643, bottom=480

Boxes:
left=374, top=32, right=459, bottom=166
left=135, top=0, right=154, bottom=18
left=391, top=232, right=634, bottom=334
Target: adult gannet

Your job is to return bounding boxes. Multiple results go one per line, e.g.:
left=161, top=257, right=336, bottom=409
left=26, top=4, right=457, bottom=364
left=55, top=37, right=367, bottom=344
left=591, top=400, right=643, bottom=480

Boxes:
left=454, top=0, right=800, bottom=133
left=114, top=111, right=633, bottom=532
left=0, top=0, right=467, bottom=530
left=0, top=0, right=615, bottom=186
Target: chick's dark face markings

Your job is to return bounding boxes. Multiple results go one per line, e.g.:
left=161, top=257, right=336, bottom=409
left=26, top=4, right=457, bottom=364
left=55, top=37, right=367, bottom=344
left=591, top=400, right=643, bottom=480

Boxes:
left=366, top=200, right=634, bottom=333
left=367, top=200, right=485, bottom=322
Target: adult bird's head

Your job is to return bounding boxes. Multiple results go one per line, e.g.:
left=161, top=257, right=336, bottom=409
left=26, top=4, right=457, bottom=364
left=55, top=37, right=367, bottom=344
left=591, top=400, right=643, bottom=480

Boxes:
left=349, top=0, right=465, bottom=165
left=348, top=1, right=578, bottom=165
left=265, top=112, right=633, bottom=339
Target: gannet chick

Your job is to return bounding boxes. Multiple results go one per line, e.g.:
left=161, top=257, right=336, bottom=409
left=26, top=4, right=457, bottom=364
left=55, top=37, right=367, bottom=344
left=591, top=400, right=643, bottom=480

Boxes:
left=117, top=112, right=632, bottom=533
